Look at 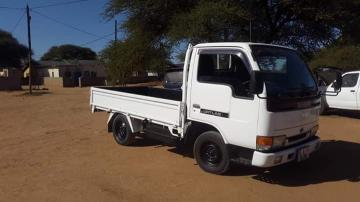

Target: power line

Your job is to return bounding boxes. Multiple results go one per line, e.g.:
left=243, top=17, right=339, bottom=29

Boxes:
left=0, top=6, right=24, bottom=10
left=32, top=10, right=108, bottom=39
left=80, top=32, right=114, bottom=46
left=5, top=2, right=119, bottom=55
left=11, top=10, right=26, bottom=33
left=32, top=0, right=88, bottom=9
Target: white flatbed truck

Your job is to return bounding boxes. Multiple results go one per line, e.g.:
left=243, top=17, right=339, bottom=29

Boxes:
left=90, top=43, right=341, bottom=174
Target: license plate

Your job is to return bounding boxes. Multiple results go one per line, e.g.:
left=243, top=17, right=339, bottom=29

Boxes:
left=297, top=146, right=310, bottom=162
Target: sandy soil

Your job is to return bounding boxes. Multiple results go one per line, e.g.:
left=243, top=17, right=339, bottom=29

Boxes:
left=0, top=87, right=359, bottom=202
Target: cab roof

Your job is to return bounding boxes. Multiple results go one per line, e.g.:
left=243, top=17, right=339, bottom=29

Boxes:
left=194, top=42, right=296, bottom=51
left=344, top=70, right=360, bottom=74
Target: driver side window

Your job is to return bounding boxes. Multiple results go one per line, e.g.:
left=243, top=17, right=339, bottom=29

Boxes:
left=197, top=53, right=251, bottom=98
left=342, top=73, right=359, bottom=88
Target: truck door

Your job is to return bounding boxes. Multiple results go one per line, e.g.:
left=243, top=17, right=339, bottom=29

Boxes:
left=188, top=48, right=259, bottom=148
left=326, top=73, right=359, bottom=110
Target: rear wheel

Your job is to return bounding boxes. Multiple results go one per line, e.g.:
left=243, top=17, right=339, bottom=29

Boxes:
left=194, top=131, right=230, bottom=174
left=112, top=114, right=135, bottom=146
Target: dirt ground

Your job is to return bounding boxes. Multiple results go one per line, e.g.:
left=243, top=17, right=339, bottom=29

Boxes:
left=0, top=87, right=359, bottom=202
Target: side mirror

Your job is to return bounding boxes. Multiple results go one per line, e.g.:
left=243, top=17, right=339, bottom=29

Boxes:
left=333, top=73, right=342, bottom=91
left=250, top=71, right=264, bottom=94
left=314, top=67, right=342, bottom=95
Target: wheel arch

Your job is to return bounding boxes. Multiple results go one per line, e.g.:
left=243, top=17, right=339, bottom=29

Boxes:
left=108, top=112, right=136, bottom=133
left=184, top=120, right=227, bottom=148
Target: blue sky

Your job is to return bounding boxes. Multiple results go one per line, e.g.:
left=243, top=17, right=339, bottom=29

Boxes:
left=0, top=0, right=126, bottom=60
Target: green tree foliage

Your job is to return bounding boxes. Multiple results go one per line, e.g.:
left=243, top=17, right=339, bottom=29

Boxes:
left=0, top=29, right=29, bottom=68
left=100, top=39, right=168, bottom=85
left=100, top=42, right=127, bottom=85
left=103, top=0, right=360, bottom=82
left=310, top=45, right=360, bottom=71
left=169, top=0, right=355, bottom=56
left=169, top=1, right=249, bottom=43
left=330, top=0, right=360, bottom=44
left=41, top=44, right=97, bottom=61
left=102, top=0, right=187, bottom=83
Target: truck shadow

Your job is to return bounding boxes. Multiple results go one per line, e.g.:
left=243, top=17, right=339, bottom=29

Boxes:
left=131, top=137, right=360, bottom=186
left=250, top=140, right=360, bottom=186
left=323, top=109, right=360, bottom=119
left=131, top=137, right=164, bottom=147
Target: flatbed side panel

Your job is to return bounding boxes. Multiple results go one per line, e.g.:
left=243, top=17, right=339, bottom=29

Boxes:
left=91, top=87, right=181, bottom=126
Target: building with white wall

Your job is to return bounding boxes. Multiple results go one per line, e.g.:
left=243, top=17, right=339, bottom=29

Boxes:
left=38, top=60, right=106, bottom=87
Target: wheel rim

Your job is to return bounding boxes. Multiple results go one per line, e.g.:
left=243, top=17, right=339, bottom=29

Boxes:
left=115, top=120, right=127, bottom=141
left=200, top=142, right=222, bottom=167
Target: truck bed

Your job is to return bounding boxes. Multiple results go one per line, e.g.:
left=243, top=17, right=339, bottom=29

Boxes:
left=97, top=86, right=182, bottom=101
left=90, top=86, right=182, bottom=126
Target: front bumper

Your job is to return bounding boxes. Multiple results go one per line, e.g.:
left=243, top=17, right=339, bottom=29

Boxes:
left=251, top=136, right=321, bottom=167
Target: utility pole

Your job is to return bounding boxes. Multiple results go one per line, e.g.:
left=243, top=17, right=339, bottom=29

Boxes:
left=249, top=18, right=252, bottom=42
left=114, top=19, right=118, bottom=42
left=26, top=4, right=32, bottom=94
left=113, top=8, right=118, bottom=42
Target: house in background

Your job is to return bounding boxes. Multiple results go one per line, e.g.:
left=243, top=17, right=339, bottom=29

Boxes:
left=0, top=67, right=22, bottom=90
left=22, top=61, right=43, bottom=86
left=37, top=60, right=106, bottom=88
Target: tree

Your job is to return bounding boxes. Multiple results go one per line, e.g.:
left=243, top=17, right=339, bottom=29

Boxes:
left=103, top=0, right=189, bottom=83
left=326, top=0, right=360, bottom=44
left=100, top=38, right=169, bottom=85
left=0, top=29, right=29, bottom=68
left=168, top=1, right=249, bottom=43
left=103, top=0, right=360, bottom=78
left=41, top=44, right=97, bottom=61
left=100, top=42, right=127, bottom=85
left=169, top=0, right=352, bottom=57
left=310, top=45, right=360, bottom=71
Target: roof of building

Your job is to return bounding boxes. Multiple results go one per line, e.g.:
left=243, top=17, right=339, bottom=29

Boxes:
left=39, top=60, right=103, bottom=68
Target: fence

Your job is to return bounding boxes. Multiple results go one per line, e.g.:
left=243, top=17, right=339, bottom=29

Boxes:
left=0, top=77, right=21, bottom=90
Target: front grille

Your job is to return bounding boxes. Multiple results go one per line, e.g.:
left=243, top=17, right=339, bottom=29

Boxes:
left=267, top=95, right=321, bottom=112
left=287, top=133, right=307, bottom=143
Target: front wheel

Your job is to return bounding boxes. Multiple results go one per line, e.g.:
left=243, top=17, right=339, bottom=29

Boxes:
left=193, top=131, right=230, bottom=174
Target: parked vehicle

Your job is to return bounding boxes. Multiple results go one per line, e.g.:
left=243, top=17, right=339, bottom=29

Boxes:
left=163, top=67, right=183, bottom=90
left=319, top=70, right=360, bottom=114
left=90, top=43, right=341, bottom=174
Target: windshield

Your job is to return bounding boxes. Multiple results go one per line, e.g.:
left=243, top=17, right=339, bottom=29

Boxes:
left=251, top=45, right=317, bottom=97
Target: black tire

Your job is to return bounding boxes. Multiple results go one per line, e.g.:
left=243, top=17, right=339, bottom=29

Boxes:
left=112, top=114, right=135, bottom=146
left=193, top=131, right=230, bottom=174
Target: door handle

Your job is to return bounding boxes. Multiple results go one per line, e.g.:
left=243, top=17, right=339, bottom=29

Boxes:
left=350, top=90, right=356, bottom=92
left=193, top=104, right=200, bottom=109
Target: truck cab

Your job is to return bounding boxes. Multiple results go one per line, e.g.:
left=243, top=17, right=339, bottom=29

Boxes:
left=186, top=43, right=321, bottom=172
left=90, top=42, right=337, bottom=174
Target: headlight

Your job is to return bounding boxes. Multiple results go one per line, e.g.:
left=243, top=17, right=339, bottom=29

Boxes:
left=256, top=135, right=287, bottom=151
